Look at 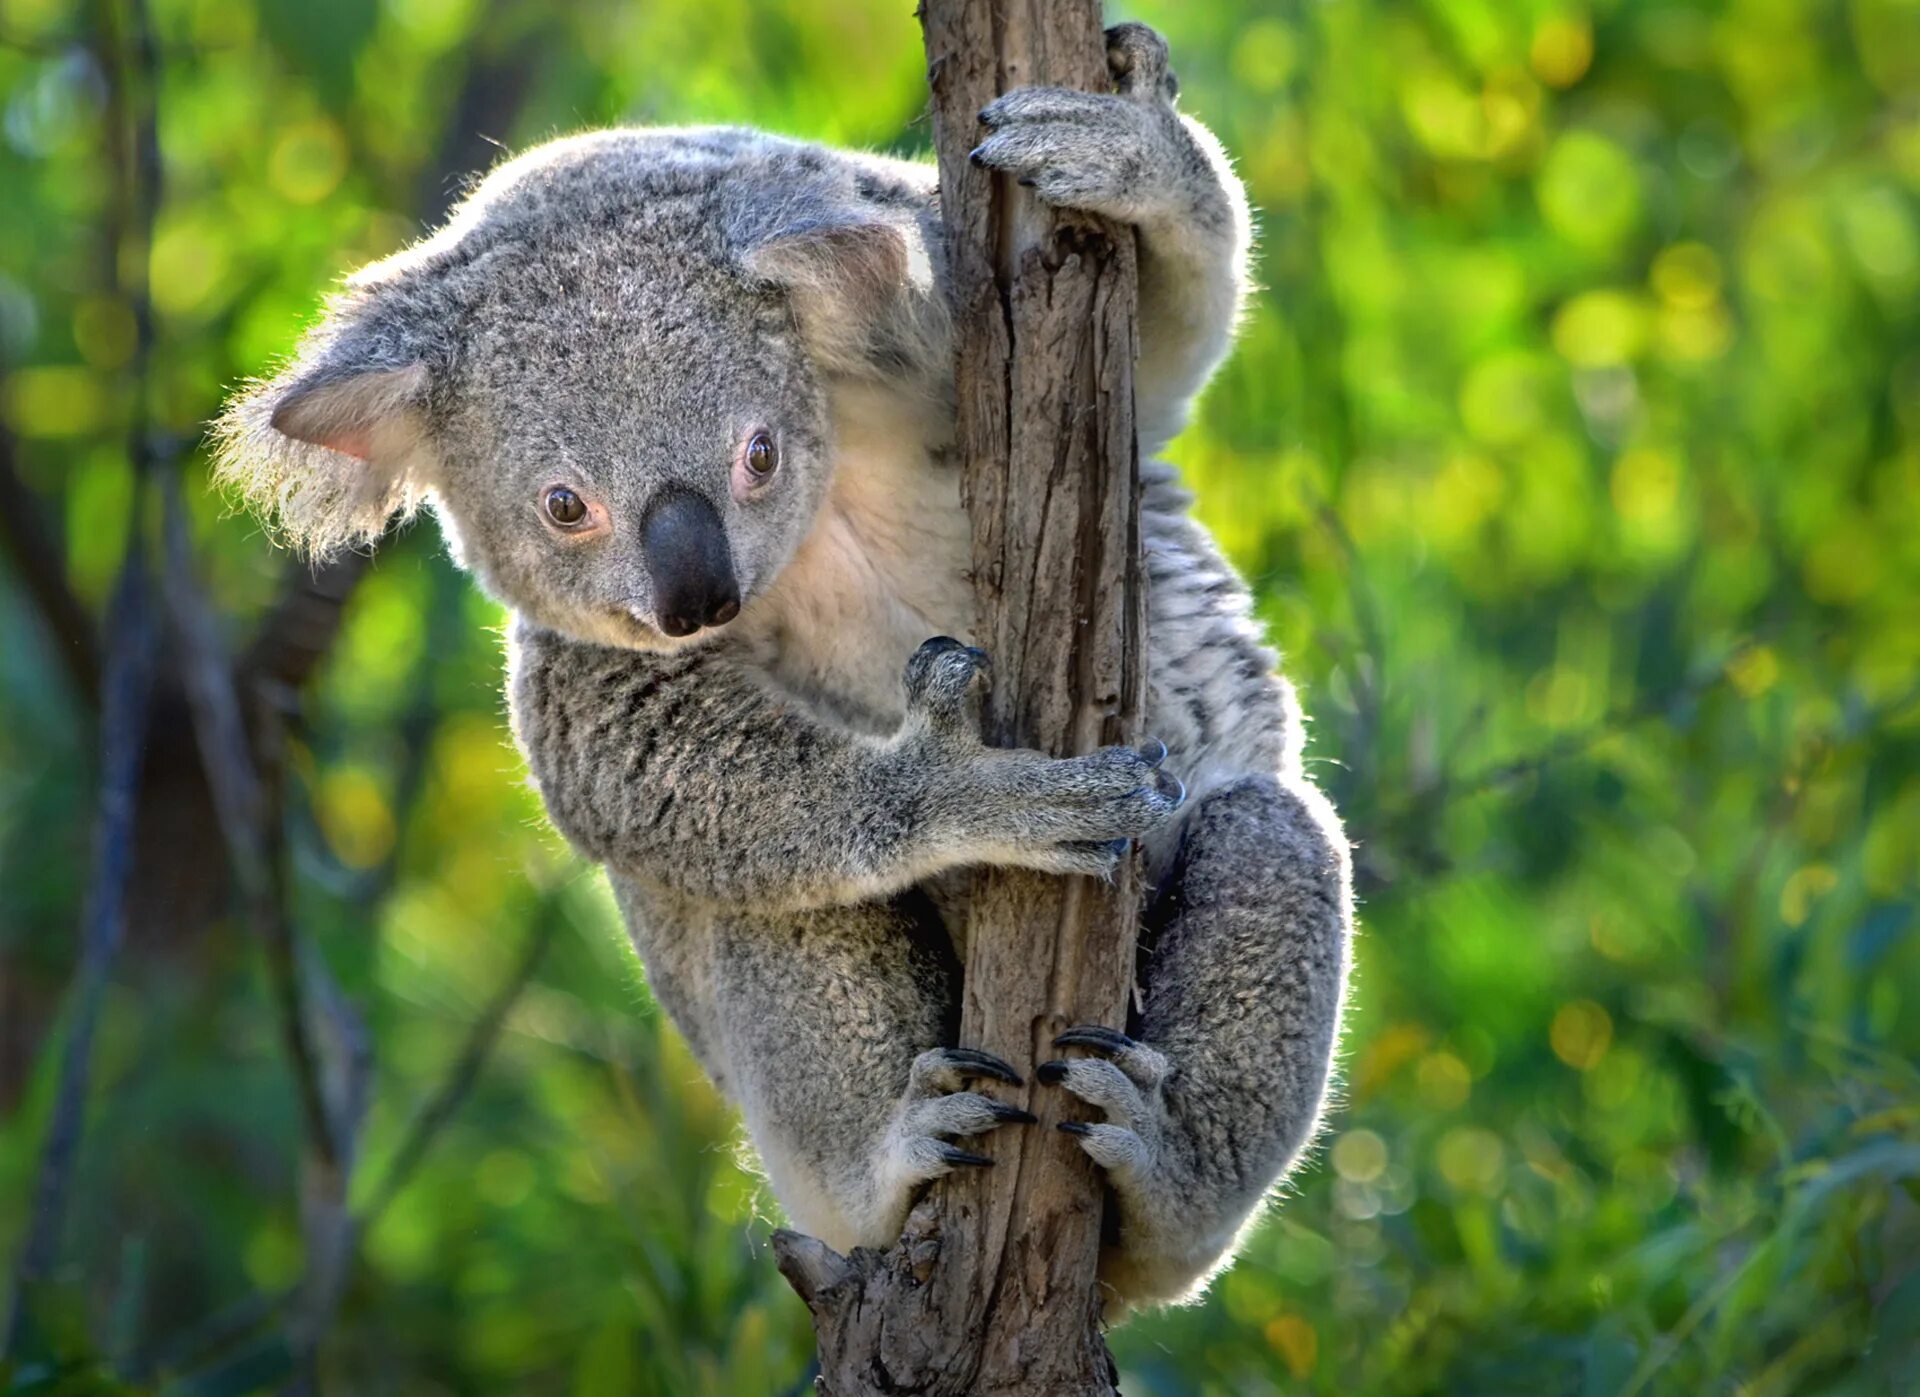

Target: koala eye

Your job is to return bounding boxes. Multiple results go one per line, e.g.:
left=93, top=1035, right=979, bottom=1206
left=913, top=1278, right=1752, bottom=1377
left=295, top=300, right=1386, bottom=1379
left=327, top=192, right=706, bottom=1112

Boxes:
left=745, top=430, right=779, bottom=480
left=543, top=485, right=588, bottom=528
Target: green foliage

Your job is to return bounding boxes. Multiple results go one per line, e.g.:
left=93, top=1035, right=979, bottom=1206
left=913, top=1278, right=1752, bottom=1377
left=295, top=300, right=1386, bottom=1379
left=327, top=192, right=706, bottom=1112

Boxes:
left=2, top=0, right=1916, bottom=1393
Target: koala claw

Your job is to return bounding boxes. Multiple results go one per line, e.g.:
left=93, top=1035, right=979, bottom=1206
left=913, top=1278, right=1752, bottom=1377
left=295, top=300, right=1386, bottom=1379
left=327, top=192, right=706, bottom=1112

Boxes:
left=940, top=1146, right=995, bottom=1169
left=924, top=1045, right=1023, bottom=1087
left=1053, top=1025, right=1138, bottom=1055
left=1139, top=737, right=1168, bottom=769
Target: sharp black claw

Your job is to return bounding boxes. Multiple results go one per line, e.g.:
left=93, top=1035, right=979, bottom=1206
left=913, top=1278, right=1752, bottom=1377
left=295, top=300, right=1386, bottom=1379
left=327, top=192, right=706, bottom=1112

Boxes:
left=1057, top=1121, right=1094, bottom=1137
left=942, top=1146, right=995, bottom=1168
left=1053, top=1025, right=1137, bottom=1054
left=968, top=146, right=986, bottom=167
left=1036, top=1060, right=1069, bottom=1086
left=1017, top=176, right=1037, bottom=188
left=941, top=1047, right=1024, bottom=1086
left=989, top=1103, right=1039, bottom=1125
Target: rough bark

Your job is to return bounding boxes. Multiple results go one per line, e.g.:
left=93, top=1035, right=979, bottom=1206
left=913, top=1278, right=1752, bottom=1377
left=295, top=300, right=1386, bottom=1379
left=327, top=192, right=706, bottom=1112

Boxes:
left=774, top=2, right=1143, bottom=1392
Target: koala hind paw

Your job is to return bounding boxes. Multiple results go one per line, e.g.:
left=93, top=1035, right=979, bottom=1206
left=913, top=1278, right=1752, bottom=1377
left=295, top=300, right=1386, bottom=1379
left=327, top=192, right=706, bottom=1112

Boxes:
left=1041, top=1026, right=1171, bottom=1182
left=881, top=1046, right=1035, bottom=1185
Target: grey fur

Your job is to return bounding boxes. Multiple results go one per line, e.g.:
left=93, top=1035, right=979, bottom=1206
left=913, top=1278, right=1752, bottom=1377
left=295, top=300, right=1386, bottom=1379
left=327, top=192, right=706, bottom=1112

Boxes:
left=216, top=22, right=1351, bottom=1309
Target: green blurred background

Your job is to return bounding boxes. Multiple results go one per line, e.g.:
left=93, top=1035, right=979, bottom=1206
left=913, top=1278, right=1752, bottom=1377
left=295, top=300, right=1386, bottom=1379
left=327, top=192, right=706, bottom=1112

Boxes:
left=2, top=0, right=1917, bottom=1393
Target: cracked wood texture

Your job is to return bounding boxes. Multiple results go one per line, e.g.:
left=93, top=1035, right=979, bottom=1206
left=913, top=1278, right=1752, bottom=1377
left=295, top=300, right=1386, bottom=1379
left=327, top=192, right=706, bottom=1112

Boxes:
left=772, top=2, right=1144, bottom=1393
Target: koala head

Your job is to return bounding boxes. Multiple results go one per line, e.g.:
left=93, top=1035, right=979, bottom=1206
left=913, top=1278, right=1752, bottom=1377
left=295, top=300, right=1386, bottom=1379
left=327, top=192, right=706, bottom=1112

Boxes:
left=215, top=127, right=946, bottom=651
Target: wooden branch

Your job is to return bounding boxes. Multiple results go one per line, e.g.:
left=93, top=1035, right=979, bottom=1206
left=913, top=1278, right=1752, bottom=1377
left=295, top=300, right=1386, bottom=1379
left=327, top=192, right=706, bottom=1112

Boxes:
left=776, top=2, right=1143, bottom=1391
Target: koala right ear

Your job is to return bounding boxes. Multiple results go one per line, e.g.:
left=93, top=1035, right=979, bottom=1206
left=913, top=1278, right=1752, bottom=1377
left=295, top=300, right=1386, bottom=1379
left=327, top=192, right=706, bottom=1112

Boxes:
left=740, top=216, right=949, bottom=384
left=213, top=328, right=437, bottom=558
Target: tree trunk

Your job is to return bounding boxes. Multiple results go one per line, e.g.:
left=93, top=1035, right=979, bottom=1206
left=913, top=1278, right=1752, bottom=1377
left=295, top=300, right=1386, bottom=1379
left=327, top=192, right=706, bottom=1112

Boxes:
left=773, top=2, right=1143, bottom=1392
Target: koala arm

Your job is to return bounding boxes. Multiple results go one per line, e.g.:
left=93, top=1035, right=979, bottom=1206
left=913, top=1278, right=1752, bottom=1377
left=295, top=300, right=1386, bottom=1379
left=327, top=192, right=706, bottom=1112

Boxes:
left=508, top=626, right=1179, bottom=912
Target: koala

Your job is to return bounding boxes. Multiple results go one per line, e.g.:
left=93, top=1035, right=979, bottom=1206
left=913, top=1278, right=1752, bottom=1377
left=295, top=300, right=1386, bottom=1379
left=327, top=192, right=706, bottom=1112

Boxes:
left=216, top=24, right=1351, bottom=1309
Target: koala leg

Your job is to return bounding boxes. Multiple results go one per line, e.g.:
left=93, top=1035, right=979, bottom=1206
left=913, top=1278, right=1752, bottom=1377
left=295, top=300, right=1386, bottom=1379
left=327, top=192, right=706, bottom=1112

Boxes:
left=708, top=893, right=1032, bottom=1252
left=1043, top=773, right=1351, bottom=1307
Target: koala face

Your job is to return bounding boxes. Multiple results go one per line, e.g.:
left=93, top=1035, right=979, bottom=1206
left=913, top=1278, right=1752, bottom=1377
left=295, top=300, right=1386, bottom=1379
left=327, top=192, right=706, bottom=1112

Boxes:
left=427, top=255, right=833, bottom=651
left=215, top=127, right=945, bottom=653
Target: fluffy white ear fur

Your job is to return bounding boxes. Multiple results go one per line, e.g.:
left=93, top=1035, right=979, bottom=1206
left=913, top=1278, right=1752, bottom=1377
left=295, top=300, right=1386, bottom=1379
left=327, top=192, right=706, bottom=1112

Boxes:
left=212, top=356, right=435, bottom=558
left=741, top=219, right=946, bottom=382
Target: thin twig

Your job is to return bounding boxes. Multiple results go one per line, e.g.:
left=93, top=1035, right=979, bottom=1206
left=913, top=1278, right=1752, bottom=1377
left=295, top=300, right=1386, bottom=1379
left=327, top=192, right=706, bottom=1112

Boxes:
left=356, top=898, right=564, bottom=1231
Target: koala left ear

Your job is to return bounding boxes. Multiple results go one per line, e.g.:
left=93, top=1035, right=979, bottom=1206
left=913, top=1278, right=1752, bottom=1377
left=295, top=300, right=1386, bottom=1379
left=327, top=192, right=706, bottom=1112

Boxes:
left=213, top=310, right=439, bottom=558
left=267, top=360, right=429, bottom=462
left=740, top=217, right=947, bottom=381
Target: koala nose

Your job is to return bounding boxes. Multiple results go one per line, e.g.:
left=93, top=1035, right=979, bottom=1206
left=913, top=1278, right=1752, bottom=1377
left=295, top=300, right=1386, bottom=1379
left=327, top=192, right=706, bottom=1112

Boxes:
left=642, top=488, right=740, bottom=637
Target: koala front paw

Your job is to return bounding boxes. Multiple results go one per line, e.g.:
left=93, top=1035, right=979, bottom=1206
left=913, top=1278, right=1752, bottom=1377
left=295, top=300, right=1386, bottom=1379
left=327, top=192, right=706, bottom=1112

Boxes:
left=987, top=741, right=1185, bottom=878
left=903, top=635, right=991, bottom=734
left=877, top=1046, right=1034, bottom=1188
left=969, top=24, right=1186, bottom=227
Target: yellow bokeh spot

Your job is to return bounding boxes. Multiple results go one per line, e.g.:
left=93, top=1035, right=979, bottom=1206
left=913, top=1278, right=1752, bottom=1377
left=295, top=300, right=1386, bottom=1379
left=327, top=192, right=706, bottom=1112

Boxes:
left=1801, top=512, right=1882, bottom=604
left=1726, top=645, right=1780, bottom=698
left=5, top=366, right=106, bottom=438
left=1333, top=1128, right=1389, bottom=1183
left=1404, top=69, right=1539, bottom=162
left=389, top=0, right=479, bottom=49
left=477, top=1149, right=536, bottom=1208
left=0, top=0, right=66, bottom=41
left=270, top=119, right=350, bottom=205
left=1530, top=15, right=1594, bottom=87
left=1552, top=289, right=1649, bottom=367
left=317, top=766, right=397, bottom=870
left=1231, top=18, right=1298, bottom=94
left=1652, top=242, right=1723, bottom=308
left=1264, top=1314, right=1319, bottom=1379
left=243, top=1225, right=302, bottom=1291
left=1656, top=303, right=1734, bottom=362
left=1436, top=1126, right=1506, bottom=1194
left=1352, top=1022, right=1431, bottom=1099
left=150, top=217, right=231, bottom=318
left=1459, top=351, right=1544, bottom=445
left=1780, top=864, right=1838, bottom=928
left=1429, top=449, right=1507, bottom=545
left=1417, top=1050, right=1472, bottom=1110
left=73, top=297, right=137, bottom=370
left=1538, top=131, right=1642, bottom=254
left=1549, top=1000, right=1613, bottom=1070
left=1527, top=665, right=1595, bottom=728
left=1611, top=446, right=1681, bottom=525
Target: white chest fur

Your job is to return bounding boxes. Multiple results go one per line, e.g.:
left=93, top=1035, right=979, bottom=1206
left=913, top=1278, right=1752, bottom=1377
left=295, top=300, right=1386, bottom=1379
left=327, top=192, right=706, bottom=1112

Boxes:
left=740, top=383, right=972, bottom=733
